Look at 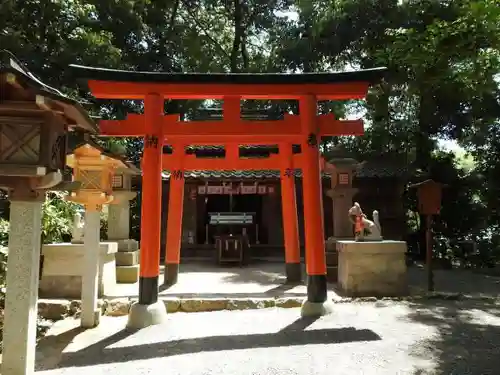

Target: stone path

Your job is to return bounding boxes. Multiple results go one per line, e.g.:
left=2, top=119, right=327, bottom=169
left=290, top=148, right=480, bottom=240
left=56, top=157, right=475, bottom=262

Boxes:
left=105, top=262, right=500, bottom=299
left=35, top=299, right=500, bottom=374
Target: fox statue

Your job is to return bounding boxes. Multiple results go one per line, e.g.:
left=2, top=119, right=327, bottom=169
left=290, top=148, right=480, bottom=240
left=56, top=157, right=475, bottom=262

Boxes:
left=348, top=202, right=383, bottom=241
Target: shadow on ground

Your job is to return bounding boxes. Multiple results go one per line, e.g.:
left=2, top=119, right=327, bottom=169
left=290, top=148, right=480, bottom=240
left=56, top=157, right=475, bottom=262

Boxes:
left=35, top=326, right=85, bottom=371
left=398, top=299, right=500, bottom=375
left=51, top=316, right=380, bottom=369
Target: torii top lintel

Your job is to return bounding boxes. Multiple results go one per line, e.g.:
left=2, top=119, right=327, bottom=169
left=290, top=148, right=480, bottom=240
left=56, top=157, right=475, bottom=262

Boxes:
left=69, top=65, right=387, bottom=100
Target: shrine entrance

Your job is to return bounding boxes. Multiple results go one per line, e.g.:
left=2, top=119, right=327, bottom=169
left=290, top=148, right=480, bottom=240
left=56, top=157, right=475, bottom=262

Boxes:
left=70, top=65, right=385, bottom=328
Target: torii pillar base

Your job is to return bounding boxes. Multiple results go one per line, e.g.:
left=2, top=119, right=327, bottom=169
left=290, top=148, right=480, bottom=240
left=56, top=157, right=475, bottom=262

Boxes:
left=127, top=300, right=167, bottom=329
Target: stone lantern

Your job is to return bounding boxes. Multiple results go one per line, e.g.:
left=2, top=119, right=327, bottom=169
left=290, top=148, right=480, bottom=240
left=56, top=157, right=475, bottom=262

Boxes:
left=326, top=147, right=359, bottom=239
left=324, top=146, right=359, bottom=282
left=108, top=161, right=141, bottom=283
left=0, top=51, right=98, bottom=375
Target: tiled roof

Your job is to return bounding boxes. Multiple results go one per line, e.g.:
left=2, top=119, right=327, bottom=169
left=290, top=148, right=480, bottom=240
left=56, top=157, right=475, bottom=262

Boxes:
left=355, top=158, right=411, bottom=178
left=163, top=144, right=302, bottom=156
left=162, top=170, right=331, bottom=179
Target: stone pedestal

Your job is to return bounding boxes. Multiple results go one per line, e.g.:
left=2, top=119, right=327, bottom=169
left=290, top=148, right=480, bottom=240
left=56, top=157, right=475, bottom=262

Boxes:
left=2, top=200, right=43, bottom=375
left=337, top=240, right=408, bottom=297
left=39, top=241, right=118, bottom=298
left=108, top=202, right=140, bottom=283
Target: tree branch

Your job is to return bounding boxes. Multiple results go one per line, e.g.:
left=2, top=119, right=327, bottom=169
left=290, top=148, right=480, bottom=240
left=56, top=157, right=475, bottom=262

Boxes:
left=179, top=0, right=230, bottom=59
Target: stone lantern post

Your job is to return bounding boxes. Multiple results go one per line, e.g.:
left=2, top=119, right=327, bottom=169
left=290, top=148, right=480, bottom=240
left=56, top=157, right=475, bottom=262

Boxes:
left=65, top=137, right=126, bottom=328
left=108, top=162, right=140, bottom=283
left=325, top=146, right=359, bottom=281
left=0, top=52, right=98, bottom=375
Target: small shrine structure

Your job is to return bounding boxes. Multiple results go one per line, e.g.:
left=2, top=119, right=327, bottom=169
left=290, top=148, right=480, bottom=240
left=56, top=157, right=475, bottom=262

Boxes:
left=70, top=63, right=386, bottom=327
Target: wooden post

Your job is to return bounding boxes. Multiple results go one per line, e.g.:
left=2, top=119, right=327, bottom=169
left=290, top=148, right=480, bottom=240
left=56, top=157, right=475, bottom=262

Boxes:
left=299, top=95, right=329, bottom=315
left=426, top=214, right=434, bottom=291
left=409, top=179, right=446, bottom=294
left=279, top=142, right=301, bottom=283
left=164, top=144, right=185, bottom=286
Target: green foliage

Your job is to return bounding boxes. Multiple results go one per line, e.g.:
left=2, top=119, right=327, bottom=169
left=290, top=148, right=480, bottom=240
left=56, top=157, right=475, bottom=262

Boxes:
left=42, top=192, right=80, bottom=244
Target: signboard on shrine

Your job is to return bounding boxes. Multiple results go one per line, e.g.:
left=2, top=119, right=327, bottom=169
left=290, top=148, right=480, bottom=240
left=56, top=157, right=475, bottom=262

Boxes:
left=198, top=184, right=275, bottom=195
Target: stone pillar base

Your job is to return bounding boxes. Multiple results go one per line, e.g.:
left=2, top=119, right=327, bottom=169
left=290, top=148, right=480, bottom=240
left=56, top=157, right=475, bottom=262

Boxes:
left=300, top=299, right=334, bottom=317
left=127, top=300, right=167, bottom=329
left=285, top=262, right=302, bottom=283
left=337, top=240, right=408, bottom=297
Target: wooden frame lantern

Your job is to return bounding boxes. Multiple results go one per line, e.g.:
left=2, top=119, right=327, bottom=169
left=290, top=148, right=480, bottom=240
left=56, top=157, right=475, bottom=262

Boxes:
left=65, top=136, right=128, bottom=206
left=410, top=179, right=446, bottom=215
left=0, top=51, right=98, bottom=196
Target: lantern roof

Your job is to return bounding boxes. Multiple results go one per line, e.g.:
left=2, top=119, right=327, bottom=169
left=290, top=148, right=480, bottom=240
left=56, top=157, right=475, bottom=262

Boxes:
left=0, top=50, right=98, bottom=133
left=66, top=131, right=138, bottom=172
left=409, top=179, right=448, bottom=189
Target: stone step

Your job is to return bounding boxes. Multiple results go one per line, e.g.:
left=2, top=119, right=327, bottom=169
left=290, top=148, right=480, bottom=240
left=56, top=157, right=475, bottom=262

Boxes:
left=326, top=266, right=338, bottom=282
left=116, top=265, right=140, bottom=283
left=115, top=250, right=139, bottom=266
left=325, top=251, right=338, bottom=266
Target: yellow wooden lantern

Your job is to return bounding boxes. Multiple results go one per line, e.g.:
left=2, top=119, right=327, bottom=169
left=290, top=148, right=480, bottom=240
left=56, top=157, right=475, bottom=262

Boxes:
left=65, top=137, right=128, bottom=207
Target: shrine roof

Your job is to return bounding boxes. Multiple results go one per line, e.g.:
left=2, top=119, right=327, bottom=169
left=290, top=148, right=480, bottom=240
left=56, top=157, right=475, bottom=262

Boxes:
left=69, top=64, right=387, bottom=85
left=355, top=157, right=411, bottom=178
left=0, top=50, right=98, bottom=133
left=161, top=170, right=331, bottom=180
left=163, top=144, right=302, bottom=156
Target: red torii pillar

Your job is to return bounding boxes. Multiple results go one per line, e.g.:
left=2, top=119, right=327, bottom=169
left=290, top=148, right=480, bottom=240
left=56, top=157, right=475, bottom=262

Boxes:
left=300, top=95, right=329, bottom=313
left=164, top=144, right=185, bottom=286
left=279, top=142, right=301, bottom=283
left=129, top=93, right=167, bottom=327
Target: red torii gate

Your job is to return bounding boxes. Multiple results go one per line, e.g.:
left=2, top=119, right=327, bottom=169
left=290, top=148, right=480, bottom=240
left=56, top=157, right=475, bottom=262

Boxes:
left=70, top=65, right=385, bottom=327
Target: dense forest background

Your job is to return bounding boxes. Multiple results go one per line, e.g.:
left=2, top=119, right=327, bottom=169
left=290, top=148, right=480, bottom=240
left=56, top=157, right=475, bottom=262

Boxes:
left=0, top=0, right=499, bottom=269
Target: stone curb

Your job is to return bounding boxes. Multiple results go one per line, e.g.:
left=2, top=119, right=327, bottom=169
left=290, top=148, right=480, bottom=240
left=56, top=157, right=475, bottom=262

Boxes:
left=36, top=292, right=499, bottom=321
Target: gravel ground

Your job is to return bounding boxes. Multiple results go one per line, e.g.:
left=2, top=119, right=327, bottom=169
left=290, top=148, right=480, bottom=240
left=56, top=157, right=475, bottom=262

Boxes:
left=35, top=300, right=500, bottom=375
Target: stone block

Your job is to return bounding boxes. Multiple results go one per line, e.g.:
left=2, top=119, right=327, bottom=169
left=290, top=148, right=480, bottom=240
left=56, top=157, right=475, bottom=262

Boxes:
left=105, top=298, right=131, bottom=316
left=115, top=250, right=139, bottom=266
left=116, top=239, right=139, bottom=252
left=39, top=242, right=118, bottom=299
left=37, top=299, right=71, bottom=321
left=116, top=265, right=140, bottom=283
left=337, top=240, right=408, bottom=297
left=180, top=298, right=228, bottom=312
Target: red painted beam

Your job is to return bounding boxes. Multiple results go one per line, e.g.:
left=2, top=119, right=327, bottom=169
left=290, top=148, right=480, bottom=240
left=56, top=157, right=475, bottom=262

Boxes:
left=99, top=114, right=364, bottom=138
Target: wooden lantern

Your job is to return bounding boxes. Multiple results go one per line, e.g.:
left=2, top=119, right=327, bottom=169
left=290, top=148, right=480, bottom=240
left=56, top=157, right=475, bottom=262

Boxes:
left=0, top=51, right=97, bottom=195
left=65, top=138, right=128, bottom=206
left=409, top=179, right=446, bottom=215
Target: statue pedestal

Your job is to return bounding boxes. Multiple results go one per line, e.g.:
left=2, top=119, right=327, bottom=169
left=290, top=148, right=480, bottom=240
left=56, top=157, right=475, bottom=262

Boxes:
left=336, top=240, right=408, bottom=297
left=39, top=242, right=118, bottom=298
